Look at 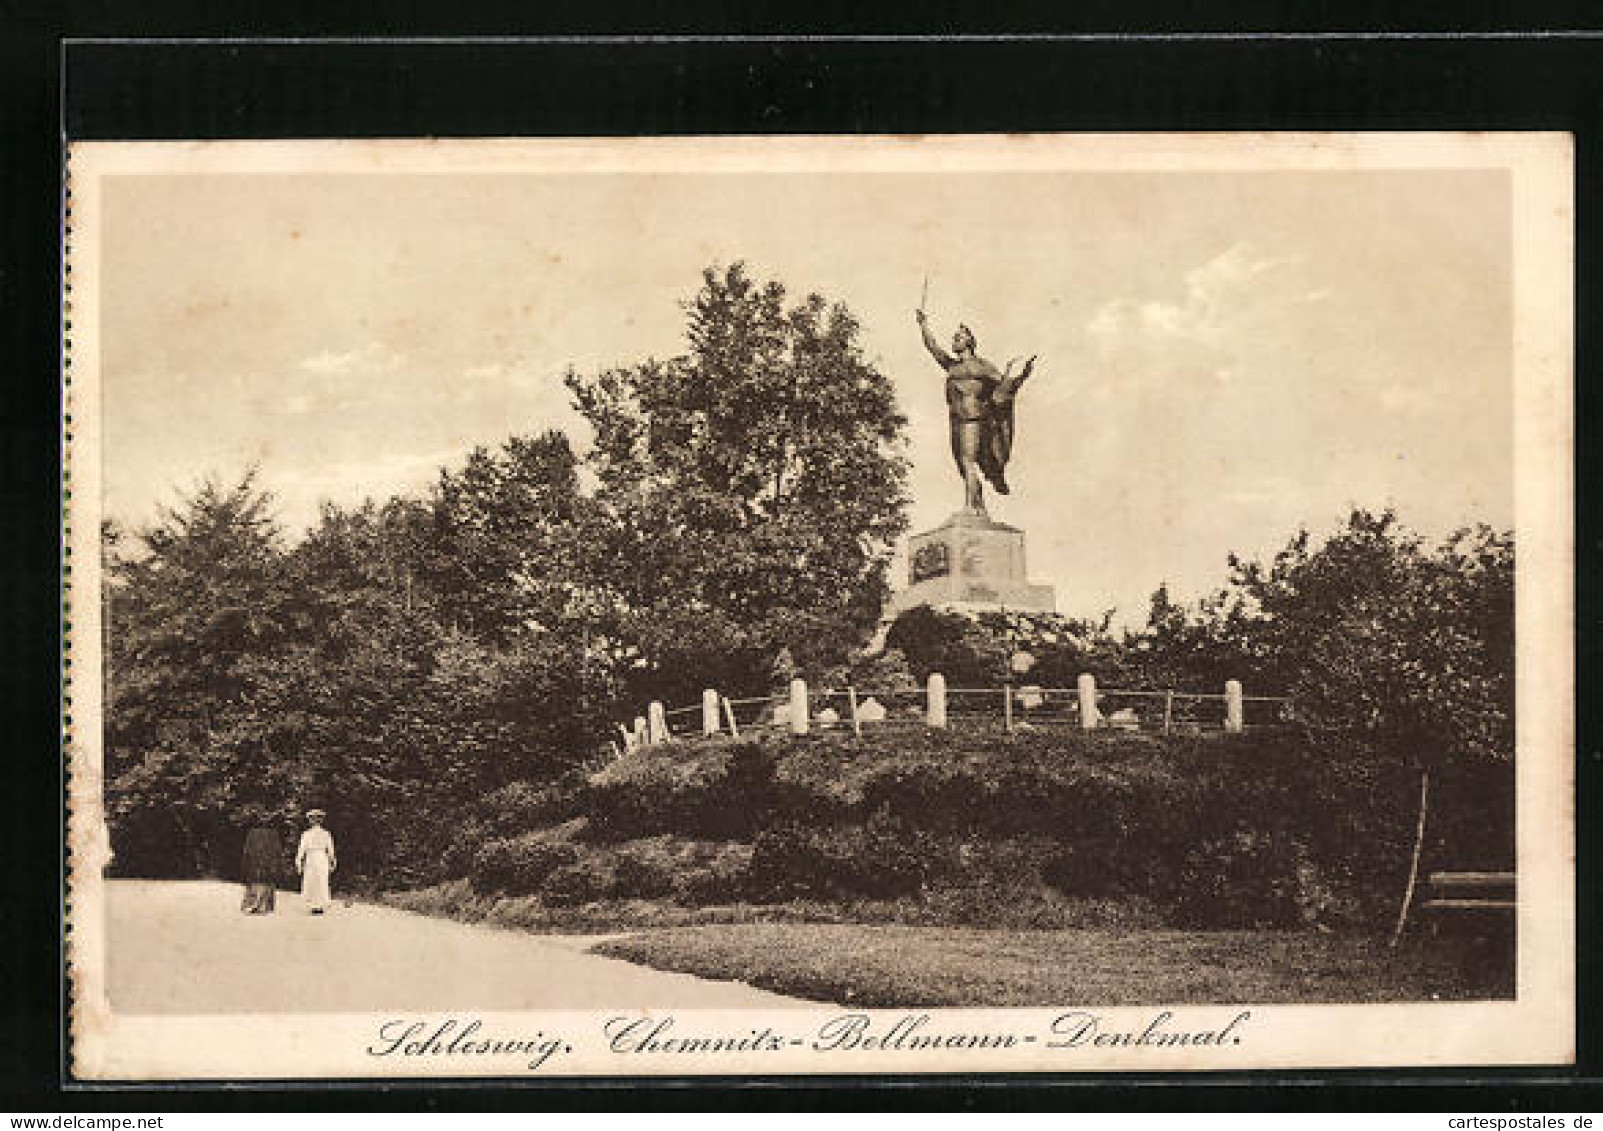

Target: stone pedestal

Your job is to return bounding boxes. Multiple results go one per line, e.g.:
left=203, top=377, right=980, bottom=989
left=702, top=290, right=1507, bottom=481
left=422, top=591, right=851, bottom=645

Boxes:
left=884, top=508, right=1056, bottom=619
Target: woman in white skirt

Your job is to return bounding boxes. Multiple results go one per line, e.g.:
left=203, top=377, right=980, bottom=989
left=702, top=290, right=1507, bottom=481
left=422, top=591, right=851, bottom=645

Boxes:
left=295, top=809, right=337, bottom=914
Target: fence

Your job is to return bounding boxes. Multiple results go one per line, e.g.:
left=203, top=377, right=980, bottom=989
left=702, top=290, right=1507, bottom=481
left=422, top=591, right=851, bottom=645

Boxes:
left=616, top=673, right=1293, bottom=751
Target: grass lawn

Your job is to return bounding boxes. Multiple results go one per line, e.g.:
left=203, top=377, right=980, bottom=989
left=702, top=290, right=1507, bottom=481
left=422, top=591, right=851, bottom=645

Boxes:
left=593, top=923, right=1512, bottom=1007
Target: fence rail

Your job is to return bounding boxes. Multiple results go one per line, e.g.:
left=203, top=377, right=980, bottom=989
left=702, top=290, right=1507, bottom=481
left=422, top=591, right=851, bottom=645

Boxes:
left=619, top=672, right=1292, bottom=750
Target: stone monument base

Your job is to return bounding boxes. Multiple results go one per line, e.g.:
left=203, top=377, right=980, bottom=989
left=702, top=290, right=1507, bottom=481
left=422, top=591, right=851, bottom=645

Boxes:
left=882, top=508, right=1056, bottom=620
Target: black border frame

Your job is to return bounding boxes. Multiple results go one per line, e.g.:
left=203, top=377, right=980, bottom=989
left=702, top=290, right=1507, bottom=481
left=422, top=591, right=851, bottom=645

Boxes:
left=5, top=22, right=1597, bottom=1109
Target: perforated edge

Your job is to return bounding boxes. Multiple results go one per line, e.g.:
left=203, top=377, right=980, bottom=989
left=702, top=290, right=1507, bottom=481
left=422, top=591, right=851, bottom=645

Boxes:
left=61, top=138, right=80, bottom=1081
left=60, top=139, right=76, bottom=1079
left=61, top=142, right=116, bottom=1081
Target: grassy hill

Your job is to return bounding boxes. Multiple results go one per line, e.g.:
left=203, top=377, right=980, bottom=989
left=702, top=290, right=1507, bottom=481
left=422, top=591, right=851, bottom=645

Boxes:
left=382, top=724, right=1511, bottom=938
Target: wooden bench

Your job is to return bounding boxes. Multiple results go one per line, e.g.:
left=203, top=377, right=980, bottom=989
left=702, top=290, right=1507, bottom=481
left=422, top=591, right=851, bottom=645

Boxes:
left=1419, top=871, right=1515, bottom=930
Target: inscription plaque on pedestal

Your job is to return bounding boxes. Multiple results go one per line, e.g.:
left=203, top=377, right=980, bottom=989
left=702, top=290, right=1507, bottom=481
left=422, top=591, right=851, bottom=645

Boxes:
left=884, top=509, right=1056, bottom=619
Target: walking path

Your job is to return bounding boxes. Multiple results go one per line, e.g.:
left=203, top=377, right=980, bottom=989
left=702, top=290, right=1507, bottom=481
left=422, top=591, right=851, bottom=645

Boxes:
left=105, top=880, right=805, bottom=1013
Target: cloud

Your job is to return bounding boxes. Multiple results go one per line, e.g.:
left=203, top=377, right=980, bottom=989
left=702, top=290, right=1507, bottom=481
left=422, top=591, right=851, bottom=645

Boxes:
left=1031, top=240, right=1346, bottom=567
left=264, top=446, right=466, bottom=528
left=1085, top=242, right=1290, bottom=351
left=273, top=341, right=409, bottom=416
left=288, top=446, right=464, bottom=489
left=298, top=341, right=405, bottom=376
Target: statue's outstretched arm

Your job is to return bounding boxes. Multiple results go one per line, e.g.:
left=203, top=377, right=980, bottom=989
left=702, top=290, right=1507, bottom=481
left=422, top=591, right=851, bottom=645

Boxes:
left=916, top=310, right=955, bottom=368
left=999, top=354, right=1038, bottom=396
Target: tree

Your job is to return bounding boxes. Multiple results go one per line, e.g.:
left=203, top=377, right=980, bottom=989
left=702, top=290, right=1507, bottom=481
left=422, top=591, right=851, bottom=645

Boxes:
left=565, top=262, right=911, bottom=702
left=104, top=473, right=306, bottom=876
left=1227, top=509, right=1513, bottom=762
left=420, top=430, right=590, bottom=643
left=1122, top=582, right=1258, bottom=692
left=1217, top=509, right=1516, bottom=934
left=271, top=454, right=622, bottom=885
left=884, top=605, right=1121, bottom=689
left=102, top=458, right=629, bottom=886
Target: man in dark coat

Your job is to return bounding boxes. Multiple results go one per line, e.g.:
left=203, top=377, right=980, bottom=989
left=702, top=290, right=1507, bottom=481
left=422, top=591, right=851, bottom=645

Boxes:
left=240, top=826, right=283, bottom=914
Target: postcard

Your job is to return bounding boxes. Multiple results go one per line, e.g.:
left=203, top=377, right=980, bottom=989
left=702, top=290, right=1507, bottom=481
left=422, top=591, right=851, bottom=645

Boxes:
left=65, top=133, right=1573, bottom=1079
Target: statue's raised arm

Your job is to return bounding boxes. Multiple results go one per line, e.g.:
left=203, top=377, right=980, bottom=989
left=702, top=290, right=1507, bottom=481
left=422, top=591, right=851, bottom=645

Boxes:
left=916, top=309, right=956, bottom=369
left=997, top=355, right=1038, bottom=399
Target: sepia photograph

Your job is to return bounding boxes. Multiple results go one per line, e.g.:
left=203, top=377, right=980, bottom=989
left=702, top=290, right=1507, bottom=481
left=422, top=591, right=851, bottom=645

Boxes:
left=64, top=133, right=1574, bottom=1079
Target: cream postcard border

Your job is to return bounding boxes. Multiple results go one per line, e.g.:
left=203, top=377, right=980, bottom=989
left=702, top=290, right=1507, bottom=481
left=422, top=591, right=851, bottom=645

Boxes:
left=64, top=133, right=1575, bottom=1079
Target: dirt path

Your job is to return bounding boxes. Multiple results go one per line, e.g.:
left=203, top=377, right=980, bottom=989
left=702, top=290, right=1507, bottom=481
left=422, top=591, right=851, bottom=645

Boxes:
left=105, top=880, right=806, bottom=1014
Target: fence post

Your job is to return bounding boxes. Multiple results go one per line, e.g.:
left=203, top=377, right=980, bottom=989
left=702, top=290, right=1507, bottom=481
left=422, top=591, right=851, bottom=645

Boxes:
left=1078, top=673, right=1099, bottom=730
left=633, top=715, right=648, bottom=747
left=790, top=678, right=809, bottom=736
left=1163, top=690, right=1175, bottom=735
left=926, top=672, right=948, bottom=729
left=702, top=689, right=721, bottom=737
left=1224, top=679, right=1244, bottom=733
left=648, top=700, right=669, bottom=744
left=1003, top=684, right=1014, bottom=733
left=848, top=686, right=862, bottom=739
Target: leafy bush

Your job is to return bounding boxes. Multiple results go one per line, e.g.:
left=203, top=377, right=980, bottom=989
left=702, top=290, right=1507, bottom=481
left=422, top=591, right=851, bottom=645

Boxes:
left=1042, top=841, right=1164, bottom=900
left=585, top=740, right=839, bottom=841
left=855, top=813, right=957, bottom=898
left=469, top=832, right=579, bottom=895
left=748, top=815, right=952, bottom=902
left=440, top=819, right=494, bottom=880
left=583, top=745, right=739, bottom=839
left=674, top=843, right=755, bottom=904
left=1171, top=830, right=1336, bottom=929
left=987, top=765, right=1151, bottom=841
left=854, top=744, right=1185, bottom=852
left=715, top=742, right=781, bottom=834
left=461, top=725, right=1497, bottom=930
left=884, top=605, right=1122, bottom=689
left=861, top=765, right=985, bottom=833
left=475, top=778, right=584, bottom=836
left=748, top=825, right=844, bottom=901
left=611, top=846, right=678, bottom=900
left=540, top=857, right=616, bottom=906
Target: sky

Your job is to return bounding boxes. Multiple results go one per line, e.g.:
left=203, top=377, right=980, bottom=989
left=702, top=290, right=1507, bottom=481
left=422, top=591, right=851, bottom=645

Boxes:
left=98, top=162, right=1512, bottom=623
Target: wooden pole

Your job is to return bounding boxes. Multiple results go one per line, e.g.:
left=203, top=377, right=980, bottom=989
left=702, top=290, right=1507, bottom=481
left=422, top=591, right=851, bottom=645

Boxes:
left=1003, top=684, right=1013, bottom=733
left=1163, top=690, right=1174, bottom=735
left=1390, top=766, right=1432, bottom=948
left=848, top=685, right=862, bottom=739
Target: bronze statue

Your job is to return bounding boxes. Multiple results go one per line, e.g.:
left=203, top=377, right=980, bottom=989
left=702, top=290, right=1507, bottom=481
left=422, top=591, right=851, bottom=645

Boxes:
left=917, top=308, right=1038, bottom=513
